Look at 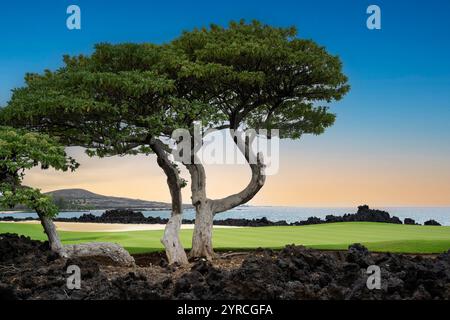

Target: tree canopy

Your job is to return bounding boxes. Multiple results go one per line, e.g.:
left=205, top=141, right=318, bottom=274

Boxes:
left=1, top=20, right=349, bottom=152
left=0, top=44, right=214, bottom=157
left=170, top=20, right=349, bottom=137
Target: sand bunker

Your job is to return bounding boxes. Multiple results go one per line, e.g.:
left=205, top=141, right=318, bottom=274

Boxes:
left=0, top=220, right=240, bottom=232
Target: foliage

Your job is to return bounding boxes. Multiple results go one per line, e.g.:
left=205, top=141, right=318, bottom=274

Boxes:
left=0, top=186, right=59, bottom=217
left=0, top=44, right=214, bottom=157
left=0, top=126, right=78, bottom=217
left=0, top=20, right=349, bottom=156
left=170, top=20, right=350, bottom=136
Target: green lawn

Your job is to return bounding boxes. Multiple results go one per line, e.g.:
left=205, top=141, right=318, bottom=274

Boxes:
left=1, top=222, right=450, bottom=254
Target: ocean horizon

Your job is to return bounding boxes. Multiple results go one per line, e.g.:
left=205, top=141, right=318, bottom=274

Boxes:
left=2, top=206, right=450, bottom=226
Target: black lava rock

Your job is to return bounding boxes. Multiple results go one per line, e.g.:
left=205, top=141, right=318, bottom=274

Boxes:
left=424, top=219, right=441, bottom=226
left=1, top=234, right=450, bottom=300
left=1, top=206, right=444, bottom=228
left=404, top=218, right=416, bottom=225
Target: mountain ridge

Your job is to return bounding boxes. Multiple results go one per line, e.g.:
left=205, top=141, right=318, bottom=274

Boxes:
left=44, top=188, right=190, bottom=210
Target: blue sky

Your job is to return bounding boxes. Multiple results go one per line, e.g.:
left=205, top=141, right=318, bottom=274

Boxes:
left=1, top=0, right=450, bottom=205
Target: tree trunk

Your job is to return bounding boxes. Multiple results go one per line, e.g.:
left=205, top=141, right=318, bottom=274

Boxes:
left=184, top=161, right=216, bottom=260
left=36, top=210, right=67, bottom=257
left=161, top=213, right=188, bottom=265
left=150, top=138, right=189, bottom=265
left=36, top=210, right=135, bottom=265
left=64, top=243, right=135, bottom=266
left=185, top=130, right=266, bottom=260
left=190, top=200, right=215, bottom=259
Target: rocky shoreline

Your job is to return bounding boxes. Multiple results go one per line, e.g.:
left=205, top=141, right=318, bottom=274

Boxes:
left=0, top=233, right=449, bottom=300
left=0, top=205, right=442, bottom=227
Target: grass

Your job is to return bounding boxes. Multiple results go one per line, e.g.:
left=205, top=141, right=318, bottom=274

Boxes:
left=1, top=222, right=450, bottom=254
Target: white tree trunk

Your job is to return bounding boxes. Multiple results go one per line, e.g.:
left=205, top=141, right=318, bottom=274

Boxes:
left=36, top=210, right=67, bottom=258
left=150, top=138, right=189, bottom=265
left=37, top=210, right=135, bottom=266
left=190, top=201, right=215, bottom=259
left=64, top=242, right=135, bottom=266
left=184, top=161, right=216, bottom=259
left=161, top=213, right=188, bottom=265
left=185, top=129, right=266, bottom=260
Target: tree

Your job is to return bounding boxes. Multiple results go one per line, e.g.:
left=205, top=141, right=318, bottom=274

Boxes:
left=0, top=127, right=135, bottom=265
left=166, top=20, right=350, bottom=258
left=0, top=126, right=78, bottom=255
left=1, top=20, right=350, bottom=260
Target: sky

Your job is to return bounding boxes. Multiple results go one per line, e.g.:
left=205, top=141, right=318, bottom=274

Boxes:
left=1, top=0, right=450, bottom=207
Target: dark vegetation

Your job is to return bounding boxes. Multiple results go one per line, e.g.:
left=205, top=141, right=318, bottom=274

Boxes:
left=1, top=233, right=449, bottom=300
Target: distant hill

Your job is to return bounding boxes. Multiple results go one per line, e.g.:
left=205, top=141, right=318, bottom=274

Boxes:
left=44, top=188, right=187, bottom=210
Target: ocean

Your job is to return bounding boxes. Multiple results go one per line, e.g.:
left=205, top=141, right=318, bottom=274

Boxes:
left=2, top=206, right=450, bottom=226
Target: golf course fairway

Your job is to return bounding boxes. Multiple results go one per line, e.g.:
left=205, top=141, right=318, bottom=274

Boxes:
left=1, top=222, right=450, bottom=254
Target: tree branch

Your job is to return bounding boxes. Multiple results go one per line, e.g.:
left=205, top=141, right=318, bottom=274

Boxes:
left=210, top=129, right=266, bottom=214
